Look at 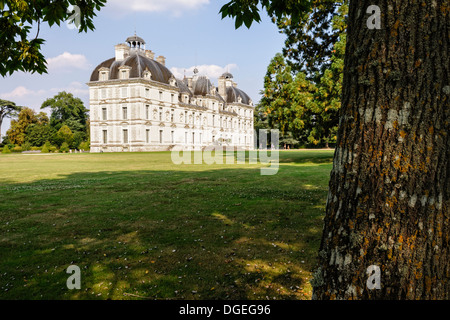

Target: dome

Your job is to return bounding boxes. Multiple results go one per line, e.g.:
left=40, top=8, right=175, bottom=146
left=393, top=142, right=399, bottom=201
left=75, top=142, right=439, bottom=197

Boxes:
left=193, top=76, right=213, bottom=96
left=221, top=72, right=233, bottom=79
left=226, top=86, right=251, bottom=105
left=126, top=35, right=146, bottom=45
left=177, top=79, right=193, bottom=96
left=90, top=52, right=174, bottom=84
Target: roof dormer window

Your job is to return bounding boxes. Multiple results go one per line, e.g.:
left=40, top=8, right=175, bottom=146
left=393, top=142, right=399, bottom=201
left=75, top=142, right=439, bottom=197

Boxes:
left=143, top=69, right=152, bottom=80
left=119, top=66, right=132, bottom=80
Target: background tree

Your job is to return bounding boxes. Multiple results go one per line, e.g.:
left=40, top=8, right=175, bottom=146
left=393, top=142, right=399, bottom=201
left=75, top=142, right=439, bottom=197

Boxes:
left=0, top=0, right=106, bottom=76
left=41, top=91, right=89, bottom=148
left=0, top=99, right=22, bottom=137
left=221, top=0, right=449, bottom=299
left=6, top=107, right=37, bottom=145
left=276, top=0, right=348, bottom=78
left=258, top=3, right=347, bottom=148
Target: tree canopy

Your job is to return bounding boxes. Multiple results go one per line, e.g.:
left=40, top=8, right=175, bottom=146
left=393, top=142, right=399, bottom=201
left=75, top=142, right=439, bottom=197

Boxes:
left=0, top=99, right=22, bottom=135
left=0, top=0, right=106, bottom=76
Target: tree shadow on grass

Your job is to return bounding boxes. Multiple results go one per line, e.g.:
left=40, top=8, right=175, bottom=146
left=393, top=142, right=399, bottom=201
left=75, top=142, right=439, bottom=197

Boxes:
left=0, top=165, right=329, bottom=300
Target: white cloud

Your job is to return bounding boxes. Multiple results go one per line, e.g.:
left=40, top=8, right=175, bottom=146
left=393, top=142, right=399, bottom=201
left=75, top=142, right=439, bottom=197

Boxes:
left=0, top=82, right=89, bottom=113
left=0, top=86, right=46, bottom=100
left=170, top=64, right=238, bottom=82
left=106, top=0, right=210, bottom=16
left=46, top=52, right=90, bottom=72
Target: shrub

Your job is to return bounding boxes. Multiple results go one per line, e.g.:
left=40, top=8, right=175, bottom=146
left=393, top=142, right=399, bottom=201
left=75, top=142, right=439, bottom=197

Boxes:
left=79, top=141, right=90, bottom=151
left=60, top=142, right=69, bottom=153
left=49, top=146, right=58, bottom=153
left=2, top=145, right=11, bottom=154
left=31, top=147, right=42, bottom=151
left=21, top=142, right=32, bottom=151
left=41, top=141, right=51, bottom=153
left=12, top=146, right=22, bottom=153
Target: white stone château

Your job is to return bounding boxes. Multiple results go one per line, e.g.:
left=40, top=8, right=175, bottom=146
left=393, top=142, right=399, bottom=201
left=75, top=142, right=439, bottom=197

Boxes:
left=87, top=35, right=255, bottom=152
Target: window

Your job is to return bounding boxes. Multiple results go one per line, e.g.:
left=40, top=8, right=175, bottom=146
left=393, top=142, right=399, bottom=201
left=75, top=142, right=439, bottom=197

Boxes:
left=121, top=87, right=127, bottom=98
left=122, top=107, right=128, bottom=120
left=185, top=111, right=188, bottom=123
left=159, top=107, right=163, bottom=121
left=146, top=105, right=150, bottom=119
left=171, top=131, right=174, bottom=144
left=171, top=109, right=174, bottom=122
left=146, top=129, right=150, bottom=144
left=200, top=133, right=202, bottom=144
left=159, top=130, right=163, bottom=144
left=185, top=132, right=188, bottom=144
left=213, top=115, right=215, bottom=126
left=171, top=94, right=174, bottom=103
left=159, top=91, right=163, bottom=101
left=103, top=130, right=107, bottom=144
left=192, top=132, right=195, bottom=144
left=123, top=129, right=128, bottom=143
left=145, top=88, right=150, bottom=98
left=102, top=108, right=107, bottom=121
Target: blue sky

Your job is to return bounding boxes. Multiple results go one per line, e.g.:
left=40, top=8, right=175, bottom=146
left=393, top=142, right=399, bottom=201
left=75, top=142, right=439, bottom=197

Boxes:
left=0, top=0, right=285, bottom=136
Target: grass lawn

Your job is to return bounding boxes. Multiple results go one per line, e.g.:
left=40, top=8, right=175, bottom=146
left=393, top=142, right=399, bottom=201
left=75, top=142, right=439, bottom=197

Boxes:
left=0, top=150, right=334, bottom=300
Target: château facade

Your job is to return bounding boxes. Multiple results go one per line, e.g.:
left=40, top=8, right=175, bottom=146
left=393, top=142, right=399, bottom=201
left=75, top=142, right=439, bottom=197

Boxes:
left=87, top=35, right=255, bottom=153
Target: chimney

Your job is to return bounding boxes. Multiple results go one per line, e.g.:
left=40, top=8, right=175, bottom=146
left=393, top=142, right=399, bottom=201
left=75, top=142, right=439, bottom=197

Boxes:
left=156, top=55, right=166, bottom=66
left=145, top=50, right=155, bottom=60
left=115, top=43, right=130, bottom=61
left=218, top=76, right=226, bottom=98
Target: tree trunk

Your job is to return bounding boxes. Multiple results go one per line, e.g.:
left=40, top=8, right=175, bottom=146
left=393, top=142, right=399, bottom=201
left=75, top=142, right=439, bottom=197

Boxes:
left=312, top=0, right=449, bottom=300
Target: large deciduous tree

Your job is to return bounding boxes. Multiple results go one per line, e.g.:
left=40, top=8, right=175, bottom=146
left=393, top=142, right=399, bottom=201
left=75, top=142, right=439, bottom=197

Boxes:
left=0, top=99, right=22, bottom=137
left=0, top=0, right=106, bottom=76
left=221, top=0, right=449, bottom=299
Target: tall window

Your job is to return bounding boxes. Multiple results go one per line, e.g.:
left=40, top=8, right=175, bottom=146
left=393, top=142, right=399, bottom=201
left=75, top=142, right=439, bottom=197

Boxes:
left=185, top=132, right=188, bottom=144
left=159, top=130, right=163, bottom=144
left=122, top=107, right=128, bottom=120
left=103, top=130, right=107, bottom=144
left=159, top=107, right=163, bottom=121
left=171, top=109, right=174, bottom=122
left=123, top=129, right=128, bottom=143
left=121, top=87, right=127, bottom=98
left=213, top=115, right=215, bottom=126
left=146, top=129, right=150, bottom=144
left=185, top=111, right=188, bottom=123
left=102, top=108, right=107, bottom=121
left=192, top=132, right=195, bottom=144
left=171, top=131, right=174, bottom=144
left=159, top=91, right=163, bottom=101
left=171, top=94, right=174, bottom=103
left=146, top=105, right=150, bottom=120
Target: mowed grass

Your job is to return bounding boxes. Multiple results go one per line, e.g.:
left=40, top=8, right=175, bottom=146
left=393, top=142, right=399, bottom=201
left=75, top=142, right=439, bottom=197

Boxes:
left=0, top=150, right=334, bottom=300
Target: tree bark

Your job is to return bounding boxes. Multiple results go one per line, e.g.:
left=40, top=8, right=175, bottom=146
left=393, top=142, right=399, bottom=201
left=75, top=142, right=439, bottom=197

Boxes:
left=312, top=0, right=449, bottom=299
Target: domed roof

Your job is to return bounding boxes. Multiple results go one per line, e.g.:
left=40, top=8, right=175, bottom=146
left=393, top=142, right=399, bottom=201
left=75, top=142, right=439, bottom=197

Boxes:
left=177, top=79, right=193, bottom=96
left=226, top=86, right=251, bottom=105
left=126, top=34, right=146, bottom=45
left=193, top=76, right=213, bottom=96
left=90, top=52, right=174, bottom=84
left=221, top=72, right=233, bottom=79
